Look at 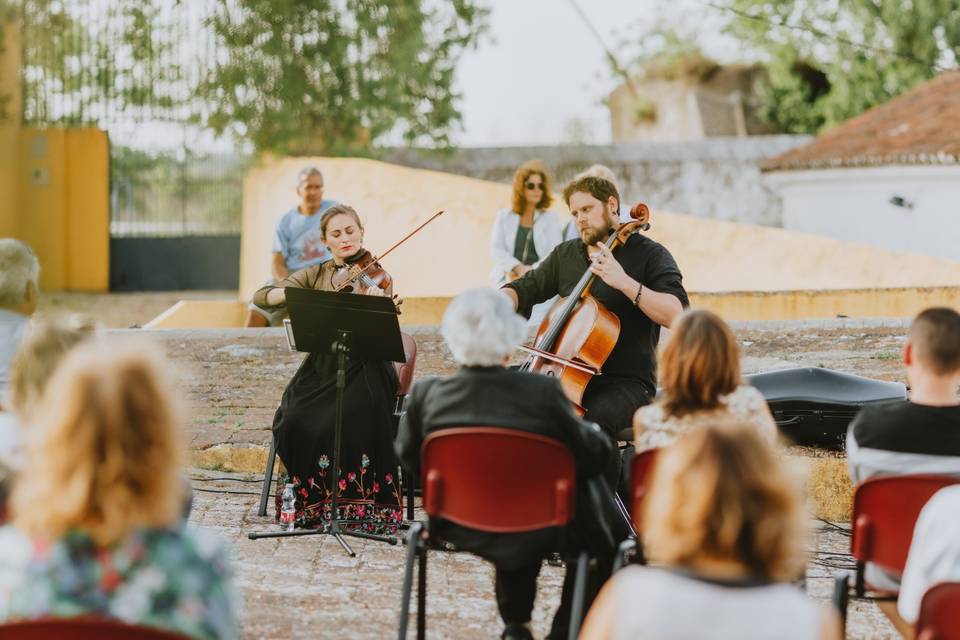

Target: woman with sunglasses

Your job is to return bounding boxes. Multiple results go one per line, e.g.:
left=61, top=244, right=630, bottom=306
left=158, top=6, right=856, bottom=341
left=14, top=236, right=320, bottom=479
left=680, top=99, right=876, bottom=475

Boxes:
left=489, top=160, right=563, bottom=287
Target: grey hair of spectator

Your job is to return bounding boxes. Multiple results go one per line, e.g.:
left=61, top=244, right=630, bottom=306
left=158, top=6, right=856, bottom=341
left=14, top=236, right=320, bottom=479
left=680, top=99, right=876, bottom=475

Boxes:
left=296, top=166, right=323, bottom=190
left=441, top=288, right=527, bottom=367
left=574, top=164, right=620, bottom=202
left=0, top=239, right=40, bottom=308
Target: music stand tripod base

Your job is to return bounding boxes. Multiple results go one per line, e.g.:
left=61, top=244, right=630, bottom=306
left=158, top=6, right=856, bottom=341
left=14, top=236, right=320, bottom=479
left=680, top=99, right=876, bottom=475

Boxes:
left=247, top=289, right=407, bottom=556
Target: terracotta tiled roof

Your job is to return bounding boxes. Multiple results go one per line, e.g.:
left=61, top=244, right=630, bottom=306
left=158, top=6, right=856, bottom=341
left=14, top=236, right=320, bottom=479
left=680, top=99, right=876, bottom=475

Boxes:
left=762, top=70, right=960, bottom=172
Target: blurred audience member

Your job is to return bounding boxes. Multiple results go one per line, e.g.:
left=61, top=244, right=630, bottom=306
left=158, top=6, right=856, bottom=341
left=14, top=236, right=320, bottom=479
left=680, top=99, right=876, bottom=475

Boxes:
left=0, top=343, right=238, bottom=639
left=847, top=307, right=960, bottom=485
left=634, top=309, right=776, bottom=451
left=0, top=317, right=97, bottom=508
left=0, top=239, right=39, bottom=409
left=580, top=421, right=840, bottom=640
left=879, top=485, right=960, bottom=638
left=846, top=307, right=960, bottom=592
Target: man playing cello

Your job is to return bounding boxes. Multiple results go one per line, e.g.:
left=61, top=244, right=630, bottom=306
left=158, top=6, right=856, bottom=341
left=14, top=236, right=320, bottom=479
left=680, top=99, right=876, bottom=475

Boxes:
left=500, top=176, right=688, bottom=483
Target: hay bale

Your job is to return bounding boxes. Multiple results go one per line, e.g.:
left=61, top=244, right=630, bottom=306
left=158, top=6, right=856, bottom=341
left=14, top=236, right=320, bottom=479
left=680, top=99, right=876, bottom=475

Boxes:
left=805, top=457, right=853, bottom=522
left=192, top=443, right=274, bottom=475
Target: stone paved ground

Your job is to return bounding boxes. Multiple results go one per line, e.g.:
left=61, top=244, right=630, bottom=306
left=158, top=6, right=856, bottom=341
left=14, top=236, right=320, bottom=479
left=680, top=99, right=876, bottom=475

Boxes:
left=189, top=470, right=896, bottom=639
left=32, top=295, right=912, bottom=640
left=163, top=319, right=910, bottom=639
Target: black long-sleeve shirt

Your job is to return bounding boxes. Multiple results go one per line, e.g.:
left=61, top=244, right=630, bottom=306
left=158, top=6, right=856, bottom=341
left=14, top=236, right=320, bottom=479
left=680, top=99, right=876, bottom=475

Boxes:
left=503, top=234, right=688, bottom=395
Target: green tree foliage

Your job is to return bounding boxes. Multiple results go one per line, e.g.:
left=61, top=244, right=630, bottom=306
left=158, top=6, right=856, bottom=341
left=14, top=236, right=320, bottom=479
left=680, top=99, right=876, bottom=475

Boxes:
left=11, top=0, right=488, bottom=153
left=724, top=0, right=960, bottom=133
left=197, top=0, right=488, bottom=153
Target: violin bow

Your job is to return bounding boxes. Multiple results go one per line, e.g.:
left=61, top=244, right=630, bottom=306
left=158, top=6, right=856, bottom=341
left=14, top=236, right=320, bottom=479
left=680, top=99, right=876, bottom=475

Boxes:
left=335, top=210, right=445, bottom=290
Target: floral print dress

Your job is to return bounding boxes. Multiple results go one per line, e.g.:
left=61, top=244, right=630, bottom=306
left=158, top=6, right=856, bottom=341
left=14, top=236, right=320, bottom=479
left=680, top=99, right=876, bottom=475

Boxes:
left=633, top=384, right=778, bottom=451
left=0, top=525, right=239, bottom=639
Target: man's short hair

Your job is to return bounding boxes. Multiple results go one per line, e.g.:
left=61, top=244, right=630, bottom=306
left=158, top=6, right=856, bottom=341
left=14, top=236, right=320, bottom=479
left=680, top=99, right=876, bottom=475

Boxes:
left=296, top=166, right=323, bottom=190
left=562, top=176, right=620, bottom=211
left=909, top=307, right=960, bottom=375
left=0, top=239, right=40, bottom=308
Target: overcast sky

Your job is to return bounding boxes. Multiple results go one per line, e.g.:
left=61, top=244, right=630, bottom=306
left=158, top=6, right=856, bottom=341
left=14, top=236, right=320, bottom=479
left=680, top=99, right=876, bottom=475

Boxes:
left=450, top=0, right=733, bottom=147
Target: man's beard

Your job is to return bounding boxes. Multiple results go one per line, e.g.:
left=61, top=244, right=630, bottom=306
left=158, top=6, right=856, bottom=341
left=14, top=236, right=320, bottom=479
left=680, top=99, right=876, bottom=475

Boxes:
left=579, top=208, right=617, bottom=246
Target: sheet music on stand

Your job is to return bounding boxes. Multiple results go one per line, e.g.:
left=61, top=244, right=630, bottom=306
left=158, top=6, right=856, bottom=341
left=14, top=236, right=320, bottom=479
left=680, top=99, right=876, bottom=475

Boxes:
left=282, top=318, right=296, bottom=351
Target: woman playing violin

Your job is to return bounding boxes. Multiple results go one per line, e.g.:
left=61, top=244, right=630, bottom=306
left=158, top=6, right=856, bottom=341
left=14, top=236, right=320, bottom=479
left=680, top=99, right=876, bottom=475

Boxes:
left=253, top=204, right=403, bottom=530
left=501, top=176, right=689, bottom=487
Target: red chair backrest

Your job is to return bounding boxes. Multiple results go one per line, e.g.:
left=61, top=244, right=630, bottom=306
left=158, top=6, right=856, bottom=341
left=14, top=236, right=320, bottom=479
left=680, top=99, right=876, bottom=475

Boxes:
left=851, top=475, right=960, bottom=575
left=916, top=582, right=960, bottom=640
left=393, top=332, right=417, bottom=396
left=420, top=427, right=576, bottom=532
left=629, top=448, right=659, bottom=529
left=0, top=617, right=189, bottom=639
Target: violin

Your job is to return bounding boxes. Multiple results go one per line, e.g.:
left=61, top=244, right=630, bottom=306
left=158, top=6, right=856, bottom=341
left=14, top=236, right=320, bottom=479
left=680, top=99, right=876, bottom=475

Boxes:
left=331, top=250, right=392, bottom=294
left=329, top=209, right=444, bottom=295
left=517, top=202, right=651, bottom=415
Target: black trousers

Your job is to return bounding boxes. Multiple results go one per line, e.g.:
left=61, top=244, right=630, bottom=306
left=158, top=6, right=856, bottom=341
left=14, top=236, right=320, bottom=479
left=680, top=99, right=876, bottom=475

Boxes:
left=494, top=551, right=614, bottom=639
left=581, top=377, right=651, bottom=487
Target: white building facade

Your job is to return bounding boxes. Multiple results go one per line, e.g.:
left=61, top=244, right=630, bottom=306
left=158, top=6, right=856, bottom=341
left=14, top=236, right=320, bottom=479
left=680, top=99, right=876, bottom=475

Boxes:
left=766, top=165, right=960, bottom=262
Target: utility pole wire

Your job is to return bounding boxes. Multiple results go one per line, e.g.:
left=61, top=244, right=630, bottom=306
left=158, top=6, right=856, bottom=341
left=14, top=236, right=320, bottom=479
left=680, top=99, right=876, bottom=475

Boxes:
left=565, top=0, right=641, bottom=97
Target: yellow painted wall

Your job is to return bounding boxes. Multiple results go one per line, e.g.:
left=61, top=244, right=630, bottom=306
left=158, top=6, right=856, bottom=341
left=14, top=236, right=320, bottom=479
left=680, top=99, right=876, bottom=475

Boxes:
left=0, top=19, right=22, bottom=238
left=691, top=286, right=960, bottom=321
left=1, top=16, right=108, bottom=291
left=64, top=129, right=109, bottom=290
left=16, top=128, right=109, bottom=291
left=241, top=157, right=960, bottom=303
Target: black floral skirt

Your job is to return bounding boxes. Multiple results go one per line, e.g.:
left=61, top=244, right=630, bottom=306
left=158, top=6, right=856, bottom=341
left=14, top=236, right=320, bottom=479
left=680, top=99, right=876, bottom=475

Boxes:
left=273, top=353, right=403, bottom=532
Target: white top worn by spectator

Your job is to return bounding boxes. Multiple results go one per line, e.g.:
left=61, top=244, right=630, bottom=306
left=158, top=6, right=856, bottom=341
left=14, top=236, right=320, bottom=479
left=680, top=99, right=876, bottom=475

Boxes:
left=611, top=566, right=824, bottom=640
left=488, top=208, right=562, bottom=285
left=897, top=485, right=960, bottom=624
left=634, top=384, right=777, bottom=451
left=0, top=310, right=29, bottom=406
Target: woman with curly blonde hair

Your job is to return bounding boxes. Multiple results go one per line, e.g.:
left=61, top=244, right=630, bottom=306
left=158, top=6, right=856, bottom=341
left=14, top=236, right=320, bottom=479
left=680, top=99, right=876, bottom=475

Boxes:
left=489, top=160, right=563, bottom=286
left=580, top=421, right=840, bottom=640
left=0, top=343, right=238, bottom=639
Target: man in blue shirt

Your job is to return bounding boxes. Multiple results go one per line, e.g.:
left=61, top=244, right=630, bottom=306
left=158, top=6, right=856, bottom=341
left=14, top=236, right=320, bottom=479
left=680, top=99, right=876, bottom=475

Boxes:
left=245, top=167, right=337, bottom=327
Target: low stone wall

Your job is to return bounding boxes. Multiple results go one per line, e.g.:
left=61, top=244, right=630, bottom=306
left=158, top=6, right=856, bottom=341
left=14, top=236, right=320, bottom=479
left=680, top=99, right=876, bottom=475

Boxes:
left=383, top=136, right=810, bottom=226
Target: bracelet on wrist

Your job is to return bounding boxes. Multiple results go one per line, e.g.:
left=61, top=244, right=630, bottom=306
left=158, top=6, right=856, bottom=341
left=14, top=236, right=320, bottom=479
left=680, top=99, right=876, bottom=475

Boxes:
left=633, top=284, right=643, bottom=306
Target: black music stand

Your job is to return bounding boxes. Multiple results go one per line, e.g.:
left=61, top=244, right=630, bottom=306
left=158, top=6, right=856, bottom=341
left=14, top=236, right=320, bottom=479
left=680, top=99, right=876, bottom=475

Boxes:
left=248, top=287, right=405, bottom=557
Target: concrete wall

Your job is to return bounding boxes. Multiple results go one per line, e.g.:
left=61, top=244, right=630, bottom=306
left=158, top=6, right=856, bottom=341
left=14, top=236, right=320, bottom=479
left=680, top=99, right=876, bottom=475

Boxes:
left=384, top=136, right=810, bottom=227
left=767, top=166, right=960, bottom=263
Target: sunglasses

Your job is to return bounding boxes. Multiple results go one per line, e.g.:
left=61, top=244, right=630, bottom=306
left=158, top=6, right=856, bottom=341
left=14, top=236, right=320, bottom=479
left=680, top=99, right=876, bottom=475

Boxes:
left=525, top=182, right=544, bottom=191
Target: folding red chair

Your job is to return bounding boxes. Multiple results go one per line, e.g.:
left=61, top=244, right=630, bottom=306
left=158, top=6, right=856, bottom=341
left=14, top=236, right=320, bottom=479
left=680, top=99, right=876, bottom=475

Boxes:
left=258, top=331, right=418, bottom=518
left=614, top=448, right=659, bottom=571
left=832, top=475, right=960, bottom=627
left=397, top=427, right=588, bottom=640
left=916, top=582, right=960, bottom=640
left=0, top=617, right=189, bottom=639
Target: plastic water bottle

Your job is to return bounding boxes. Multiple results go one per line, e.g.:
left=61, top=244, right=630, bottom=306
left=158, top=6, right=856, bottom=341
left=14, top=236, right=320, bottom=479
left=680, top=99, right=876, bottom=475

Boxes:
left=280, top=484, right=296, bottom=532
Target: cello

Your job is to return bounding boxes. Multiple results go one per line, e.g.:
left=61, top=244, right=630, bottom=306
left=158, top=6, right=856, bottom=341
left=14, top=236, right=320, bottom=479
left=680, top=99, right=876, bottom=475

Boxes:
left=517, top=202, right=651, bottom=415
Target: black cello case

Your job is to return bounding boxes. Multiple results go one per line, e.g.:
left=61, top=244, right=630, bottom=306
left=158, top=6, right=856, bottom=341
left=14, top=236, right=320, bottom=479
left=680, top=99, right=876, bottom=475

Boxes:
left=745, top=367, right=906, bottom=449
